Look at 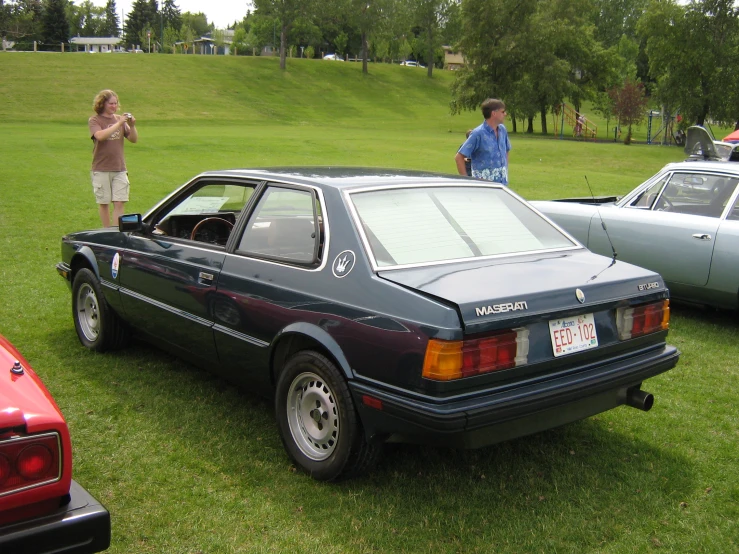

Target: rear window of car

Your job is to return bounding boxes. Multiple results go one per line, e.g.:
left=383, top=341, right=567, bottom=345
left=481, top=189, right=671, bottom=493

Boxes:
left=349, top=185, right=577, bottom=268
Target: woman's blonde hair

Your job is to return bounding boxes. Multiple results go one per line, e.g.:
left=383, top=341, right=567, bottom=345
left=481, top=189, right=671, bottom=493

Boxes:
left=92, top=90, right=119, bottom=115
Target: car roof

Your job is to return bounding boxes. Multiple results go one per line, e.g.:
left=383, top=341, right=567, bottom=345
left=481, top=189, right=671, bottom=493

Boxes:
left=196, top=167, right=472, bottom=190
left=663, top=160, right=739, bottom=174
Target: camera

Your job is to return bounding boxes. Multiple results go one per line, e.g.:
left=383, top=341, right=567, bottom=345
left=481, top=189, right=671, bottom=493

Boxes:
left=123, top=113, right=133, bottom=121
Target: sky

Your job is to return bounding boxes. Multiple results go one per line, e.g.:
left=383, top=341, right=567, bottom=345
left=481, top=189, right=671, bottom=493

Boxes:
left=90, top=0, right=251, bottom=30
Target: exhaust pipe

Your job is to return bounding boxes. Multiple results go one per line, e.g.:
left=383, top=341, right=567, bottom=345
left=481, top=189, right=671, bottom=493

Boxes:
left=623, top=387, right=654, bottom=412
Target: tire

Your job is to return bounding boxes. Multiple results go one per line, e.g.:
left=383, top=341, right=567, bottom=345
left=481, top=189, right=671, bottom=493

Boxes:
left=275, top=351, right=382, bottom=481
left=72, top=268, right=130, bottom=352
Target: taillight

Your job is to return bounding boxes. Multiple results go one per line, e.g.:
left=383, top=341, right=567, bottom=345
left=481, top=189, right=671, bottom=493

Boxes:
left=17, top=445, right=54, bottom=480
left=616, top=300, right=670, bottom=340
left=0, top=433, right=61, bottom=497
left=423, top=328, right=529, bottom=381
left=0, top=455, right=10, bottom=486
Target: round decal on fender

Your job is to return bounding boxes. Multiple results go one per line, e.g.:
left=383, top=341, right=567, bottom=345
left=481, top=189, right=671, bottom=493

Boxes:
left=575, top=288, right=585, bottom=304
left=112, top=252, right=120, bottom=279
left=332, top=250, right=356, bottom=278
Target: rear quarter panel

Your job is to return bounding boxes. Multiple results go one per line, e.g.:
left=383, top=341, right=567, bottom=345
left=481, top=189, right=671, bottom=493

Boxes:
left=530, top=201, right=598, bottom=246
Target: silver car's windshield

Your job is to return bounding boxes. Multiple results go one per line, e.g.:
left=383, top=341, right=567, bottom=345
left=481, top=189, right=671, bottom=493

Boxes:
left=349, top=185, right=577, bottom=268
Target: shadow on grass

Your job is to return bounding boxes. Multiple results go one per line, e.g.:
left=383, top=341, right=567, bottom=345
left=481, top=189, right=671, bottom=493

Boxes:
left=43, top=324, right=698, bottom=552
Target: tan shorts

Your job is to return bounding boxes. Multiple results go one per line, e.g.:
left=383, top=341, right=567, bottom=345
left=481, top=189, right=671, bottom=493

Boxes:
left=91, top=171, right=129, bottom=204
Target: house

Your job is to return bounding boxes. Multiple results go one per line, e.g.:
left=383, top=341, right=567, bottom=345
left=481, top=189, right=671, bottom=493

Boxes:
left=442, top=45, right=465, bottom=70
left=69, top=37, right=123, bottom=53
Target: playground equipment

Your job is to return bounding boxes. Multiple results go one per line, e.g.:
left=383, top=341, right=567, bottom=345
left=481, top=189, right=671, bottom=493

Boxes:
left=553, top=103, right=597, bottom=140
left=646, top=109, right=683, bottom=145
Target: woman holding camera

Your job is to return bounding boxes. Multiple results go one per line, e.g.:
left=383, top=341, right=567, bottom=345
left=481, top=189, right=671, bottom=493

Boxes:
left=88, top=89, right=138, bottom=227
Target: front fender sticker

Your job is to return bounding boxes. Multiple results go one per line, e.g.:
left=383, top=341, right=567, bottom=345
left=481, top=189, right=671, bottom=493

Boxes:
left=332, top=250, right=356, bottom=278
left=111, top=252, right=120, bottom=279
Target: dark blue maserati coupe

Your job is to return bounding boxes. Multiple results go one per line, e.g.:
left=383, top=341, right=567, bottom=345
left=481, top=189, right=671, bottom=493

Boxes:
left=57, top=168, right=679, bottom=480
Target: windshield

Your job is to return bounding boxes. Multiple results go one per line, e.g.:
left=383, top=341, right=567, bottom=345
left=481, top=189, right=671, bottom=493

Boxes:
left=349, top=185, right=577, bottom=268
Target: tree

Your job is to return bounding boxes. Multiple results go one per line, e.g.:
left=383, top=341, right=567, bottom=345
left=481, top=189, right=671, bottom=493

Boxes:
left=253, top=0, right=312, bottom=70
left=592, top=90, right=616, bottom=137
left=181, top=11, right=209, bottom=36
left=124, top=0, right=157, bottom=48
left=450, top=0, right=538, bottom=115
left=102, top=0, right=120, bottom=36
left=591, top=0, right=647, bottom=48
left=73, top=0, right=105, bottom=36
left=608, top=77, right=648, bottom=144
left=41, top=0, right=68, bottom=48
left=231, top=25, right=247, bottom=53
left=161, top=0, right=181, bottom=32
left=409, top=0, right=447, bottom=77
left=162, top=24, right=178, bottom=51
left=349, top=0, right=392, bottom=73
left=334, top=29, right=347, bottom=55
left=1, top=0, right=44, bottom=48
left=638, top=0, right=739, bottom=126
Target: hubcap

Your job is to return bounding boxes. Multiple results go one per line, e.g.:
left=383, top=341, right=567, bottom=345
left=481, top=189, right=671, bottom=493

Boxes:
left=76, top=283, right=100, bottom=341
left=286, top=371, right=339, bottom=461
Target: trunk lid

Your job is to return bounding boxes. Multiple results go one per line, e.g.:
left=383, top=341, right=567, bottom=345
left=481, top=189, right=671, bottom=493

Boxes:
left=378, top=250, right=665, bottom=334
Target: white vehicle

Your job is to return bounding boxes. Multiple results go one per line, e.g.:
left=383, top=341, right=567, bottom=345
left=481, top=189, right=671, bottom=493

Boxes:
left=323, top=53, right=344, bottom=61
left=399, top=60, right=425, bottom=68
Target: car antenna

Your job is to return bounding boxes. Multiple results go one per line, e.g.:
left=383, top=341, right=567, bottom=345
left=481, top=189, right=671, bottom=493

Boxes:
left=584, top=175, right=617, bottom=262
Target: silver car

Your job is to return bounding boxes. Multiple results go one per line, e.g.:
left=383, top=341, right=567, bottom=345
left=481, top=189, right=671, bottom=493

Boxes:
left=532, top=156, right=739, bottom=310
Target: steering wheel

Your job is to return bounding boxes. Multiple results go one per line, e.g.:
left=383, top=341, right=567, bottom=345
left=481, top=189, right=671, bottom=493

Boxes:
left=190, top=217, right=234, bottom=242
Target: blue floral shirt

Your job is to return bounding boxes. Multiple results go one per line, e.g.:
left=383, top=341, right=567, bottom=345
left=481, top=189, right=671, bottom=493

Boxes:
left=457, top=121, right=511, bottom=185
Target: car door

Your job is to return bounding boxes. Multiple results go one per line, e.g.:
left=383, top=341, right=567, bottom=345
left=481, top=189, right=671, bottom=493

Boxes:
left=211, top=183, right=325, bottom=390
left=118, top=179, right=256, bottom=360
left=587, top=171, right=736, bottom=287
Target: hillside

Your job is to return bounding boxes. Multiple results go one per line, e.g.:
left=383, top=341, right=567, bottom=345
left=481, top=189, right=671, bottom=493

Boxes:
left=0, top=53, right=475, bottom=131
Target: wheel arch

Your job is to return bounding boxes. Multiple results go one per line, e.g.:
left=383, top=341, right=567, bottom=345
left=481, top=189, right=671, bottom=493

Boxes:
left=269, top=322, right=353, bottom=385
left=70, top=246, right=100, bottom=282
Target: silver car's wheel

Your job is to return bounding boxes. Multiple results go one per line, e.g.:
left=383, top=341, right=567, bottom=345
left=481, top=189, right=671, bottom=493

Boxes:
left=75, top=282, right=101, bottom=342
left=286, top=371, right=339, bottom=460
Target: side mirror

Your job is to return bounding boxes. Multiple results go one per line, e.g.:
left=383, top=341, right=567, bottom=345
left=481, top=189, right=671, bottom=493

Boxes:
left=119, top=213, right=145, bottom=232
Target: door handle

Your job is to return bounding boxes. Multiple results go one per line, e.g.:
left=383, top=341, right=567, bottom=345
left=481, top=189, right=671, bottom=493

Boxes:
left=198, top=271, right=214, bottom=284
left=691, top=233, right=712, bottom=240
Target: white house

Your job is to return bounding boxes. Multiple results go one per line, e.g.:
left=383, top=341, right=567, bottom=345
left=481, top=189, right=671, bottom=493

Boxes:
left=70, top=37, right=123, bottom=53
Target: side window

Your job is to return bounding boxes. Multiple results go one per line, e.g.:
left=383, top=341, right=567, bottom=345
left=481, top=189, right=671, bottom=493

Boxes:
left=151, top=182, right=255, bottom=244
left=237, top=186, right=321, bottom=265
left=660, top=174, right=739, bottom=218
left=724, top=185, right=739, bottom=221
left=628, top=175, right=669, bottom=209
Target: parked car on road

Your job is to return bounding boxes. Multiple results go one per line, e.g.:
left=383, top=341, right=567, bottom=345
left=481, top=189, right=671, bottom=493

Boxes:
left=532, top=129, right=739, bottom=310
left=0, top=334, right=110, bottom=553
left=57, top=168, right=679, bottom=480
left=322, top=53, right=344, bottom=61
left=399, top=60, right=425, bottom=67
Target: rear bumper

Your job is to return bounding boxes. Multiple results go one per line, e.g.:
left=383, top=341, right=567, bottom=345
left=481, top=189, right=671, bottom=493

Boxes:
left=0, top=480, right=111, bottom=553
left=351, top=343, right=680, bottom=448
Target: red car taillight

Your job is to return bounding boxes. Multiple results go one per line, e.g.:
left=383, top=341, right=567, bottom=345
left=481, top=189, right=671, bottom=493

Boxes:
left=0, top=433, right=61, bottom=497
left=423, top=328, right=530, bottom=381
left=616, top=300, right=670, bottom=340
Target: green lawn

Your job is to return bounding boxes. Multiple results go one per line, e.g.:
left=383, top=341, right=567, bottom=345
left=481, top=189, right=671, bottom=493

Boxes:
left=0, top=53, right=737, bottom=553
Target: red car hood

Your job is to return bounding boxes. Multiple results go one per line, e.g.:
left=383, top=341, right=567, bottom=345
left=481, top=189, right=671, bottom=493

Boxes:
left=0, top=335, right=66, bottom=433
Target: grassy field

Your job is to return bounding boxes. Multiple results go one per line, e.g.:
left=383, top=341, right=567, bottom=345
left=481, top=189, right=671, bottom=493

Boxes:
left=0, top=53, right=737, bottom=553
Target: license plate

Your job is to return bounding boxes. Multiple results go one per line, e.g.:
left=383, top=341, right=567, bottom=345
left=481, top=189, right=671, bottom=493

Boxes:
left=549, top=313, right=598, bottom=357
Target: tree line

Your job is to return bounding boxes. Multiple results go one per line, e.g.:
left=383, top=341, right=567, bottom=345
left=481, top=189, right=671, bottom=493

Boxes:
left=2, top=0, right=737, bottom=130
